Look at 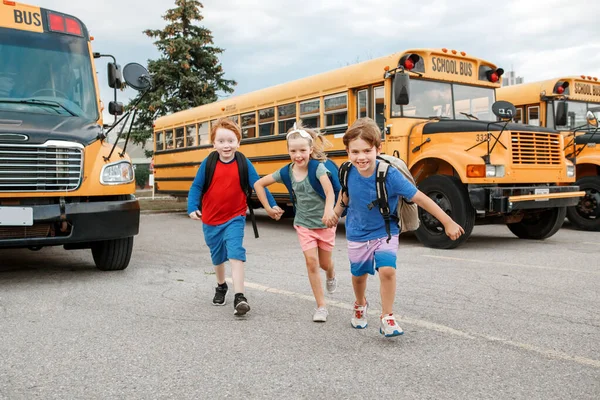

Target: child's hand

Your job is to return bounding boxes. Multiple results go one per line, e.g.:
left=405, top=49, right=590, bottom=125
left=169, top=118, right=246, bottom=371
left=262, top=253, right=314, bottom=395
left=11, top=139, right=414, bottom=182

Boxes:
left=322, top=209, right=337, bottom=226
left=444, top=220, right=465, bottom=240
left=267, top=206, right=283, bottom=221
left=189, top=210, right=202, bottom=220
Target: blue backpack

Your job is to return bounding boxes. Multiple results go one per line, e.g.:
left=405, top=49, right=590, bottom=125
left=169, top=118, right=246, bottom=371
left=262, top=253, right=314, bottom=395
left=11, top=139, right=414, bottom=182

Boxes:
left=278, top=159, right=345, bottom=216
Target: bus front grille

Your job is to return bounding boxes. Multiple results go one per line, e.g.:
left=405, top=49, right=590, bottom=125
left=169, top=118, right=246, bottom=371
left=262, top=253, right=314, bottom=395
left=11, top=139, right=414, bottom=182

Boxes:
left=0, top=141, right=84, bottom=192
left=511, top=132, right=561, bottom=165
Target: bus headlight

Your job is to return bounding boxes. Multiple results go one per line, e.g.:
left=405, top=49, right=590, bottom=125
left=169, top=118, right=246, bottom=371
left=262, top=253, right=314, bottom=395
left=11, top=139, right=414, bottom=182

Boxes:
left=567, top=164, right=575, bottom=178
left=101, top=161, right=134, bottom=185
left=467, top=164, right=505, bottom=178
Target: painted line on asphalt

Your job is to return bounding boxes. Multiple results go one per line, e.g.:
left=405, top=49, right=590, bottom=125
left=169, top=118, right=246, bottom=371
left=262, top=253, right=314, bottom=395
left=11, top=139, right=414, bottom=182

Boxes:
left=422, top=255, right=600, bottom=275
left=234, top=279, right=600, bottom=370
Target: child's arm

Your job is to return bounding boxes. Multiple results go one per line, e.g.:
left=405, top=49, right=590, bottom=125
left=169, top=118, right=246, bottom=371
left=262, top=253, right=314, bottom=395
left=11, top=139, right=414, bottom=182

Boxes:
left=254, top=175, right=283, bottom=220
left=411, top=191, right=465, bottom=240
left=326, top=191, right=347, bottom=228
left=318, top=173, right=337, bottom=225
left=247, top=159, right=283, bottom=219
left=187, top=161, right=207, bottom=220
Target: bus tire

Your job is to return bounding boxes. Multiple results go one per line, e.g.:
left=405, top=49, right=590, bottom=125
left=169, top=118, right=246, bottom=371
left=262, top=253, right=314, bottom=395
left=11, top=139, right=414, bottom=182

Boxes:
left=414, top=175, right=475, bottom=249
left=91, top=237, right=134, bottom=271
left=506, top=207, right=566, bottom=240
left=566, top=176, right=600, bottom=231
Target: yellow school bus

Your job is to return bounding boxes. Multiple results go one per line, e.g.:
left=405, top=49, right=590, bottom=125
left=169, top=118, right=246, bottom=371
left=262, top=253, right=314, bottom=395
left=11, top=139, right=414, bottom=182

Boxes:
left=153, top=48, right=582, bottom=249
left=0, top=1, right=150, bottom=269
left=498, top=76, right=600, bottom=231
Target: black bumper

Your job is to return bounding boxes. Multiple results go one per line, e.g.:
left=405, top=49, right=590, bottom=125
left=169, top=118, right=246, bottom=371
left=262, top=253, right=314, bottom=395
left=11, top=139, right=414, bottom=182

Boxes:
left=468, top=185, right=582, bottom=213
left=0, top=196, right=139, bottom=248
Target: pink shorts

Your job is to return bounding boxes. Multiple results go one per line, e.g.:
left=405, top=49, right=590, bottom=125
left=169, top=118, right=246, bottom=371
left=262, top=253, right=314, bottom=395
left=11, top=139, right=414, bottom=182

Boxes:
left=294, top=225, right=337, bottom=252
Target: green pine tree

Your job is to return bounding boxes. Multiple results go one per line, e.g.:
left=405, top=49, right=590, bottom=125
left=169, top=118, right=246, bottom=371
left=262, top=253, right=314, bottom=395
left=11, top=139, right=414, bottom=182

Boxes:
left=128, top=0, right=236, bottom=150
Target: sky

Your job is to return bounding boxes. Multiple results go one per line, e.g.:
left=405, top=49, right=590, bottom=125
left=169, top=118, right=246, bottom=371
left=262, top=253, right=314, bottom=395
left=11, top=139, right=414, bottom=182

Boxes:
left=30, top=0, right=600, bottom=125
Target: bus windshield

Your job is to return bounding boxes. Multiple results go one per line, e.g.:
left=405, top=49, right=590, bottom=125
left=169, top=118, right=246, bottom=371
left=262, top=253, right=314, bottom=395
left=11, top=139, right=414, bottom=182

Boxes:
left=0, top=28, right=98, bottom=120
left=555, top=100, right=600, bottom=130
left=392, top=79, right=495, bottom=121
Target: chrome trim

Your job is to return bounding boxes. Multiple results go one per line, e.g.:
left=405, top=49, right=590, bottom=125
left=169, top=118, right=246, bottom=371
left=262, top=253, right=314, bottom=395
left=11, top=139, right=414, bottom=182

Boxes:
left=0, top=133, right=28, bottom=141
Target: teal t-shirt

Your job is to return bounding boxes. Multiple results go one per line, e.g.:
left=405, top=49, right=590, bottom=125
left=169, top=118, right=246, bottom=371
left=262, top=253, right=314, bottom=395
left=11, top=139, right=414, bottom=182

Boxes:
left=272, top=163, right=329, bottom=229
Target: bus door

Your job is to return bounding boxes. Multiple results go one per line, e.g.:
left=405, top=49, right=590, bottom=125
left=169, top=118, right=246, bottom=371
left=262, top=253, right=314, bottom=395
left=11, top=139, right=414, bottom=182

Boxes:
left=355, top=84, right=386, bottom=148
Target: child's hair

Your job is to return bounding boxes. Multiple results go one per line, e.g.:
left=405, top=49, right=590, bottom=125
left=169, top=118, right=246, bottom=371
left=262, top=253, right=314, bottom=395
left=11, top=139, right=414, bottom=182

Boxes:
left=286, top=121, right=331, bottom=161
left=210, top=118, right=242, bottom=143
left=342, top=117, right=382, bottom=149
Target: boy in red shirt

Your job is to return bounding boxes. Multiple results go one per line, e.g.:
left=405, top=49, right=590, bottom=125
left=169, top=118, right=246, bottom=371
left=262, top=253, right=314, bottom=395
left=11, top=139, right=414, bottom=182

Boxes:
left=187, top=119, right=282, bottom=316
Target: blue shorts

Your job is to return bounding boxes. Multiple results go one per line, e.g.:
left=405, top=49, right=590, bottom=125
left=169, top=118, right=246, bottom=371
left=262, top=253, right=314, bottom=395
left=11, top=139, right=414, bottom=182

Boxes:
left=347, top=235, right=399, bottom=276
left=202, top=216, right=246, bottom=265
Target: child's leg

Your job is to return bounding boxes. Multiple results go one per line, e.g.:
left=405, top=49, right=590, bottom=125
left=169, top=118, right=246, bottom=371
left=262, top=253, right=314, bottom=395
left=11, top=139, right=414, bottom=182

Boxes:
left=378, top=266, right=396, bottom=315
left=316, top=227, right=336, bottom=280
left=214, top=263, right=226, bottom=285
left=317, top=248, right=335, bottom=280
left=229, top=258, right=245, bottom=294
left=303, top=248, right=326, bottom=308
left=352, top=274, right=368, bottom=305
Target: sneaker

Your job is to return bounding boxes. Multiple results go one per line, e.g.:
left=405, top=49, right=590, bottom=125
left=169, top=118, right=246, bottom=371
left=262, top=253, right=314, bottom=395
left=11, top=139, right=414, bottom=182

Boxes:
left=313, top=307, right=328, bottom=322
left=380, top=314, right=404, bottom=337
left=233, top=294, right=250, bottom=316
left=212, top=284, right=228, bottom=306
left=326, top=277, right=337, bottom=294
left=351, top=301, right=368, bottom=329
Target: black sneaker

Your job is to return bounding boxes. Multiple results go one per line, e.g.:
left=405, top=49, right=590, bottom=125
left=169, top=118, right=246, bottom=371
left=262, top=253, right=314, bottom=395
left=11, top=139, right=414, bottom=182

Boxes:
left=233, top=294, right=250, bottom=316
left=212, top=284, right=228, bottom=306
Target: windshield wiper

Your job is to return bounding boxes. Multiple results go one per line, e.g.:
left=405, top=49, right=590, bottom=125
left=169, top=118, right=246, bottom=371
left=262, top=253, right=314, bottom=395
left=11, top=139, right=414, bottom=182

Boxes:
left=459, top=112, right=479, bottom=120
left=0, top=98, right=77, bottom=116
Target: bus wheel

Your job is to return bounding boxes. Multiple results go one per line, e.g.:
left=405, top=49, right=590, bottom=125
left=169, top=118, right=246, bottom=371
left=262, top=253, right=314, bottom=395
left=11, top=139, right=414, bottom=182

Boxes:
left=506, top=207, right=566, bottom=240
left=414, top=175, right=475, bottom=249
left=566, top=176, right=600, bottom=231
left=91, top=237, right=134, bottom=271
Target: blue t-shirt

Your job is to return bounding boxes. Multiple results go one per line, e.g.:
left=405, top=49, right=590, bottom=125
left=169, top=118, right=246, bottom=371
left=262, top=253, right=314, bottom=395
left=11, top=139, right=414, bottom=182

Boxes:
left=345, top=162, right=418, bottom=242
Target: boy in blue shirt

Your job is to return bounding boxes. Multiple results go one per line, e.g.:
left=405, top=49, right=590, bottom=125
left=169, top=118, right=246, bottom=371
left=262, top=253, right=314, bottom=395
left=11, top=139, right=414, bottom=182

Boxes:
left=327, top=118, right=464, bottom=337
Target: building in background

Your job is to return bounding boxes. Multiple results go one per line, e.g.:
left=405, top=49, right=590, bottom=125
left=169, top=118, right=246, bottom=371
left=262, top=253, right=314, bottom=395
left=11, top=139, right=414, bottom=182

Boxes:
left=502, top=70, right=524, bottom=86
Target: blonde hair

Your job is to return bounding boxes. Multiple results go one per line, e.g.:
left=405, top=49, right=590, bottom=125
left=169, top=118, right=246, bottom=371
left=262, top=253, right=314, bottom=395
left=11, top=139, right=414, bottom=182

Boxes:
left=286, top=121, right=332, bottom=161
left=210, top=118, right=242, bottom=143
left=342, top=117, right=382, bottom=149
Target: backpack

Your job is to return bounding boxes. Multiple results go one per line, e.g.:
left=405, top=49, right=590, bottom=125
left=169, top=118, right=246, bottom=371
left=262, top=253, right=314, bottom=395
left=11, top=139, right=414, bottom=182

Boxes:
left=200, top=151, right=259, bottom=238
left=338, top=154, right=419, bottom=242
left=279, top=158, right=346, bottom=216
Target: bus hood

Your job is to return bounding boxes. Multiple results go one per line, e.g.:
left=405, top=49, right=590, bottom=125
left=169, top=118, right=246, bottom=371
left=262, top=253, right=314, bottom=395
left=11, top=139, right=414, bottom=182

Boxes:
left=0, top=110, right=100, bottom=145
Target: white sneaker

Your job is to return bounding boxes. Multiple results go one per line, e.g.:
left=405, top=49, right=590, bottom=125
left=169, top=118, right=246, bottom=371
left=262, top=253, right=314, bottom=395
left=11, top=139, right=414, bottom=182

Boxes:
left=313, top=307, right=328, bottom=322
left=380, top=314, right=404, bottom=337
left=326, top=277, right=337, bottom=294
left=351, top=301, right=368, bottom=329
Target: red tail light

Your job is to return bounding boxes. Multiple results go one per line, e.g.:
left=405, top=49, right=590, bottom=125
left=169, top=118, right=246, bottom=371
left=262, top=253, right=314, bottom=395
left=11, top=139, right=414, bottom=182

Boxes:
left=556, top=86, right=565, bottom=94
left=404, top=59, right=414, bottom=70
left=47, top=12, right=83, bottom=36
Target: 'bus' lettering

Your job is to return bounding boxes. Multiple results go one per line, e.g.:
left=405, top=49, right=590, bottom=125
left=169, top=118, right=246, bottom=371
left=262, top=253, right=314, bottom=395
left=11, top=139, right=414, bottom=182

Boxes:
left=431, top=57, right=472, bottom=77
left=13, top=10, right=42, bottom=26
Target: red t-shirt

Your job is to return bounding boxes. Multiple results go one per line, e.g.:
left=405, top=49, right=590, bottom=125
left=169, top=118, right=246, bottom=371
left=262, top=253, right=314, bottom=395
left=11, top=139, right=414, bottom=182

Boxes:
left=201, top=159, right=247, bottom=226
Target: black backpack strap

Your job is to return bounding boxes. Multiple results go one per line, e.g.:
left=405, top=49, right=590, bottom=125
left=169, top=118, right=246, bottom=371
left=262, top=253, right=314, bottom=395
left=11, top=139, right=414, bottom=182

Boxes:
left=338, top=161, right=352, bottom=208
left=235, top=152, right=259, bottom=239
left=199, top=151, right=220, bottom=211
left=367, top=162, right=392, bottom=243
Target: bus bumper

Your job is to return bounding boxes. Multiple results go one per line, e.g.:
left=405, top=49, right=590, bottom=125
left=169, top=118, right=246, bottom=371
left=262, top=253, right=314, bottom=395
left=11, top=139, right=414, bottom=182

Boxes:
left=468, top=185, right=584, bottom=213
left=0, top=196, right=139, bottom=249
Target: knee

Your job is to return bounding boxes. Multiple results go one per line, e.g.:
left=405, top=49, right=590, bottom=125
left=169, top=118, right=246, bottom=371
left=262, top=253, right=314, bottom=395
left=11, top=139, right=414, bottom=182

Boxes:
left=379, top=267, right=396, bottom=281
left=319, top=262, right=331, bottom=272
left=306, top=258, right=319, bottom=273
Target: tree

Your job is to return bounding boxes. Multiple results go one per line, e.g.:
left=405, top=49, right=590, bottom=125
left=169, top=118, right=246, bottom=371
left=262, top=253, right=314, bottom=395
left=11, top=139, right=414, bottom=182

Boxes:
left=128, top=0, right=236, bottom=147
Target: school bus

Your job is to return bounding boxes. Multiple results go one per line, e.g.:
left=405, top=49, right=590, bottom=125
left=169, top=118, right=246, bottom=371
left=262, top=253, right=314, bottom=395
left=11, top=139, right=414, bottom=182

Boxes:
left=0, top=1, right=150, bottom=269
left=498, top=76, right=600, bottom=231
left=153, top=48, right=583, bottom=249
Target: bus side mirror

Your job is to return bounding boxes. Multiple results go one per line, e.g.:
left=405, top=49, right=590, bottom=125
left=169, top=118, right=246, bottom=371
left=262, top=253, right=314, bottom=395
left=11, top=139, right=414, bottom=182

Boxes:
left=108, top=101, right=124, bottom=116
left=555, top=101, right=568, bottom=127
left=108, top=62, right=123, bottom=89
left=122, top=62, right=152, bottom=91
left=393, top=72, right=410, bottom=105
left=587, top=110, right=598, bottom=127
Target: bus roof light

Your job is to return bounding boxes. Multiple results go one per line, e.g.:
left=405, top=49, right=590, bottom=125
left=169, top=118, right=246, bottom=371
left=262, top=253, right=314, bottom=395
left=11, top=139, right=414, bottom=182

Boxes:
left=554, top=81, right=569, bottom=94
left=557, top=86, right=565, bottom=94
left=404, top=58, right=414, bottom=70
left=451, top=49, right=457, bottom=54
left=594, top=77, right=598, bottom=81
left=486, top=68, right=503, bottom=83
left=48, top=13, right=66, bottom=32
left=588, top=76, right=593, bottom=80
left=581, top=75, right=586, bottom=79
left=65, top=17, right=82, bottom=36
left=442, top=48, right=448, bottom=53
left=460, top=51, right=466, bottom=56
left=3, top=1, right=16, bottom=6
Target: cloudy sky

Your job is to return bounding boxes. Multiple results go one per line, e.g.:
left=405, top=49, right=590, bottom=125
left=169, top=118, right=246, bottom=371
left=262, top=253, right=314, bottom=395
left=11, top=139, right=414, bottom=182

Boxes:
left=32, top=0, right=600, bottom=123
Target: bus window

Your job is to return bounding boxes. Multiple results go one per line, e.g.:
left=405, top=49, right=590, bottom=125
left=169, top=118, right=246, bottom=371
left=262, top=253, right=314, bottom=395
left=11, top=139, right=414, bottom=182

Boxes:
left=185, top=124, right=197, bottom=147
left=175, top=127, right=185, bottom=148
left=527, top=106, right=540, bottom=126
left=230, top=115, right=239, bottom=124
left=241, top=112, right=256, bottom=138
left=259, top=107, right=275, bottom=137
left=156, top=131, right=164, bottom=151
left=357, top=89, right=368, bottom=119
left=300, top=99, right=320, bottom=128
left=278, top=103, right=296, bottom=133
left=325, top=93, right=348, bottom=127
left=165, top=130, right=174, bottom=149
left=198, top=122, right=210, bottom=145
left=374, top=86, right=385, bottom=132
left=396, top=80, right=453, bottom=119
left=454, top=84, right=494, bottom=121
